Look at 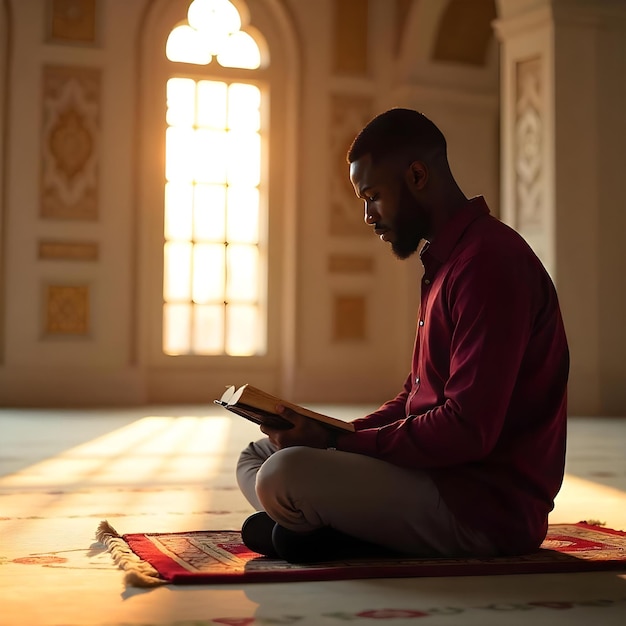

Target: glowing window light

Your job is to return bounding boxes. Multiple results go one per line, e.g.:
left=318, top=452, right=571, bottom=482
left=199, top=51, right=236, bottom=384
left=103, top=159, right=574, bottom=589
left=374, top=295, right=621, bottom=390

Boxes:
left=226, top=186, right=259, bottom=243
left=166, top=25, right=212, bottom=65
left=192, top=244, right=225, bottom=303
left=226, top=304, right=258, bottom=355
left=163, top=77, right=265, bottom=356
left=197, top=81, right=228, bottom=128
left=165, top=183, right=194, bottom=241
left=193, top=184, right=226, bottom=242
left=188, top=0, right=241, bottom=52
left=164, top=241, right=192, bottom=301
left=166, top=78, right=196, bottom=127
left=226, top=244, right=258, bottom=302
left=226, top=132, right=260, bottom=186
left=164, top=303, right=192, bottom=355
left=165, top=127, right=195, bottom=182
left=193, top=305, right=224, bottom=354
left=166, top=0, right=262, bottom=69
left=218, top=31, right=261, bottom=69
left=227, top=82, right=261, bottom=131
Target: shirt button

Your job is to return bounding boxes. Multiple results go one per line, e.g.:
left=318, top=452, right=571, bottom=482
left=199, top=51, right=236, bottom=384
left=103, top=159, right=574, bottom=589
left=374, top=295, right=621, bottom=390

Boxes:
left=415, top=377, right=420, bottom=385
left=418, top=320, right=424, bottom=327
left=424, top=279, right=431, bottom=285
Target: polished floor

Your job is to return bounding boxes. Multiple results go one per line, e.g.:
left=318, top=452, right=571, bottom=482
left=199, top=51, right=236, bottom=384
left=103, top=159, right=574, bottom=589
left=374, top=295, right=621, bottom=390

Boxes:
left=0, top=406, right=625, bottom=626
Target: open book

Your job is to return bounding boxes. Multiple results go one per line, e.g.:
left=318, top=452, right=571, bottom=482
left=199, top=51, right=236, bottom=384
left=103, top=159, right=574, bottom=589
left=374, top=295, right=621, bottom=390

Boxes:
left=214, top=384, right=355, bottom=432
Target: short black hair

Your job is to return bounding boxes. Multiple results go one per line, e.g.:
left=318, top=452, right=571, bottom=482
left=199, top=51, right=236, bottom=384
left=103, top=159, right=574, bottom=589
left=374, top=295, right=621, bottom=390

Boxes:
left=347, top=108, right=447, bottom=165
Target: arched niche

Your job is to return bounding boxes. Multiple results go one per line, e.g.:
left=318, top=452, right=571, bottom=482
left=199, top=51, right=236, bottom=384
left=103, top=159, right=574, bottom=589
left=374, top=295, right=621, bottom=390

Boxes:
left=396, top=0, right=498, bottom=88
left=432, top=0, right=497, bottom=66
left=135, top=0, right=301, bottom=398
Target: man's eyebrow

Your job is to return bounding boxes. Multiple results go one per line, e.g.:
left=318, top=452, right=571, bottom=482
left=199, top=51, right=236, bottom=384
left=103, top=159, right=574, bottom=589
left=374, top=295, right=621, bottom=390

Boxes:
left=356, top=185, right=372, bottom=199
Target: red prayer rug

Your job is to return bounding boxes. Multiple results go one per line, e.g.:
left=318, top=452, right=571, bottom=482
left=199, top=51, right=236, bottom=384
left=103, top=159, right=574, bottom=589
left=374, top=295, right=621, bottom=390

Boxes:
left=96, top=521, right=626, bottom=587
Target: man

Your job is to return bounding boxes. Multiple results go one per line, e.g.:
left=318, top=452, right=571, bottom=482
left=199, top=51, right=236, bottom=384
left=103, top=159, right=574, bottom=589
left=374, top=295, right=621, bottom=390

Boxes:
left=236, top=108, right=569, bottom=563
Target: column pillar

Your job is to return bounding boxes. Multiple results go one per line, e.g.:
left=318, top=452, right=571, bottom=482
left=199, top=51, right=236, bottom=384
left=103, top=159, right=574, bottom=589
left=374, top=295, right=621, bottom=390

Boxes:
left=494, top=0, right=626, bottom=415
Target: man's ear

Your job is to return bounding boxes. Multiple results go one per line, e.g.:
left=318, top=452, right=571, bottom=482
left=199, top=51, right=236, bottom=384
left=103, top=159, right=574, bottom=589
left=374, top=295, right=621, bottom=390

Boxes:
left=405, top=161, right=428, bottom=191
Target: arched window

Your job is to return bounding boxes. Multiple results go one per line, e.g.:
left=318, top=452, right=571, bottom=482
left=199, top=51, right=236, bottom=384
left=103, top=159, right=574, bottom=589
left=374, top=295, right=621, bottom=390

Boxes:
left=139, top=0, right=298, bottom=398
left=162, top=0, right=269, bottom=357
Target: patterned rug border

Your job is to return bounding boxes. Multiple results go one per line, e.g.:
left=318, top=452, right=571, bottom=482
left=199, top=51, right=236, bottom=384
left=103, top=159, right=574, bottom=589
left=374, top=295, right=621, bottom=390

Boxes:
left=96, top=521, right=626, bottom=587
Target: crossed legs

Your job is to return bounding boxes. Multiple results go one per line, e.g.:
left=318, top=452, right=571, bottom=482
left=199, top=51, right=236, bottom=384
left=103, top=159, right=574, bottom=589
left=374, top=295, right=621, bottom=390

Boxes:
left=237, top=439, right=495, bottom=557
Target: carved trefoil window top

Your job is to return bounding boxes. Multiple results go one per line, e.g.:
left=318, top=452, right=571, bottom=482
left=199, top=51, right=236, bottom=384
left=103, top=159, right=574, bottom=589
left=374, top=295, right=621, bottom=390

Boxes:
left=41, top=65, right=100, bottom=220
left=514, top=57, right=543, bottom=231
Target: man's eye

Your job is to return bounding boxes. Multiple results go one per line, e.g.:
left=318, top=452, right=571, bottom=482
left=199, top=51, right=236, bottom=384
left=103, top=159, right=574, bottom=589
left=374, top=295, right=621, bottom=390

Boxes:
left=366, top=194, right=379, bottom=202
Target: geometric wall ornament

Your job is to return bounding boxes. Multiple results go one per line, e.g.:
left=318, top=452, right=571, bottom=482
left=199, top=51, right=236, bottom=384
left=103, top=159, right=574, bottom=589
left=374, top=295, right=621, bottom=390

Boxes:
left=332, top=294, right=366, bottom=342
left=41, top=65, right=100, bottom=220
left=333, top=0, right=368, bottom=75
left=47, top=0, right=97, bottom=45
left=515, top=57, right=543, bottom=230
left=328, top=254, right=374, bottom=274
left=38, top=240, right=99, bottom=261
left=329, top=93, right=374, bottom=237
left=44, top=285, right=90, bottom=335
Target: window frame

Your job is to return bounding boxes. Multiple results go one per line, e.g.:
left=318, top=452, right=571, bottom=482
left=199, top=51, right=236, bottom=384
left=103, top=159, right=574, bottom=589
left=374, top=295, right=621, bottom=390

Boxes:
left=137, top=0, right=299, bottom=397
left=161, top=70, right=270, bottom=358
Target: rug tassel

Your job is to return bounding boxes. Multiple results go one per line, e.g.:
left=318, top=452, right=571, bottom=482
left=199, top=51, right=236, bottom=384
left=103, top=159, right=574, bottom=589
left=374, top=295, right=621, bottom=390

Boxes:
left=96, top=520, right=166, bottom=587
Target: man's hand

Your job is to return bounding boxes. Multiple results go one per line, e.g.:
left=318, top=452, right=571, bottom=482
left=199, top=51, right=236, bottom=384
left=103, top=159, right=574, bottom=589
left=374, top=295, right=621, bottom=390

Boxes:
left=260, top=405, right=333, bottom=450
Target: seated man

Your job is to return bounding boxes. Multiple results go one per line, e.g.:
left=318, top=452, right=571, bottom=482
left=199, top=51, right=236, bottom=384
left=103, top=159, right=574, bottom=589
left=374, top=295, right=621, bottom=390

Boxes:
left=236, top=108, right=569, bottom=563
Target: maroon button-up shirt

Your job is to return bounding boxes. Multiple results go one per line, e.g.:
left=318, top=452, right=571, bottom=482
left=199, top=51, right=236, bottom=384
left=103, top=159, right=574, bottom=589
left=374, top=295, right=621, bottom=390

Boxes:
left=338, top=197, right=569, bottom=554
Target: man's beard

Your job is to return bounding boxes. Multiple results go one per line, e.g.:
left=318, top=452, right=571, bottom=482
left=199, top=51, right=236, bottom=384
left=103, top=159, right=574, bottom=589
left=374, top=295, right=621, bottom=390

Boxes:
left=390, top=188, right=429, bottom=260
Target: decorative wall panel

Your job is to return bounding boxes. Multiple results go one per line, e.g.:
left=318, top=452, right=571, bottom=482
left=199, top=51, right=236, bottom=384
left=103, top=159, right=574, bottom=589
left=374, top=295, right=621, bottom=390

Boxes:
left=44, top=285, right=90, bottom=335
left=41, top=65, right=100, bottom=220
left=328, top=254, right=374, bottom=274
left=38, top=240, right=99, bottom=261
left=515, top=57, right=543, bottom=230
left=48, top=0, right=97, bottom=44
left=329, top=94, right=373, bottom=236
left=333, top=294, right=366, bottom=341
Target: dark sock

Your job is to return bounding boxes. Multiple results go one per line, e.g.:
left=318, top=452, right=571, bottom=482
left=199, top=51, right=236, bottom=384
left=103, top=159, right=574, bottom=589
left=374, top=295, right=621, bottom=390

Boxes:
left=271, top=524, right=397, bottom=564
left=241, top=511, right=278, bottom=557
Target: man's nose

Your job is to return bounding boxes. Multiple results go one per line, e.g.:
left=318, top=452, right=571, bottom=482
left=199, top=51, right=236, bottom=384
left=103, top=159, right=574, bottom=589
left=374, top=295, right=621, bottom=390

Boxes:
left=364, top=202, right=378, bottom=225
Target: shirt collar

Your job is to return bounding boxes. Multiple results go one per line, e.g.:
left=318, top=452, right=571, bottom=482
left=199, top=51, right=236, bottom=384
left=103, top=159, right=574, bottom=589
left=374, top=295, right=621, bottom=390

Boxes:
left=421, top=196, right=490, bottom=272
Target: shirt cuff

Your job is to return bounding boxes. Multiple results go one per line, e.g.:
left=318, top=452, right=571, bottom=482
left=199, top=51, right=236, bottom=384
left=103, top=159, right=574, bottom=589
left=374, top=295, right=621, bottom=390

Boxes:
left=335, top=429, right=379, bottom=456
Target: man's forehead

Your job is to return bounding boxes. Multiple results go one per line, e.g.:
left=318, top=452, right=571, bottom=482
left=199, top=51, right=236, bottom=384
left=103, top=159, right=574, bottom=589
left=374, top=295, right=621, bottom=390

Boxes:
left=349, top=154, right=374, bottom=185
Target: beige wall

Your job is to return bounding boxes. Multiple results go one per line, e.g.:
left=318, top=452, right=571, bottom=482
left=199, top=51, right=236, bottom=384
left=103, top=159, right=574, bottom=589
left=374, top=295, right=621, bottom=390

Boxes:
left=0, top=0, right=622, bottom=416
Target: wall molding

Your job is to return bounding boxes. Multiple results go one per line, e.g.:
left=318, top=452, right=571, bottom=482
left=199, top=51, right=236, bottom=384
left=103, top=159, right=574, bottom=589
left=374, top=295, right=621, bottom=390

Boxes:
left=0, top=0, right=12, bottom=366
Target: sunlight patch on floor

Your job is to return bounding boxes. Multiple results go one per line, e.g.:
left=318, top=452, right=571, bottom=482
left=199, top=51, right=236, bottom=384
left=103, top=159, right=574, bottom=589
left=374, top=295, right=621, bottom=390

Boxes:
left=0, top=416, right=232, bottom=490
left=552, top=473, right=626, bottom=528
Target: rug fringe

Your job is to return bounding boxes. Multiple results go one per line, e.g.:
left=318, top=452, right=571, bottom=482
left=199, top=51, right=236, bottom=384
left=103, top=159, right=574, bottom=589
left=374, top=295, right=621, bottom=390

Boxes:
left=96, top=520, right=166, bottom=587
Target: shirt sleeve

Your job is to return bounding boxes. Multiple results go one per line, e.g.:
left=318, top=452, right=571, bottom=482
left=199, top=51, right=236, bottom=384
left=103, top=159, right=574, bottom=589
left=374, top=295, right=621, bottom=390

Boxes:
left=350, top=372, right=413, bottom=431
left=337, top=247, right=538, bottom=469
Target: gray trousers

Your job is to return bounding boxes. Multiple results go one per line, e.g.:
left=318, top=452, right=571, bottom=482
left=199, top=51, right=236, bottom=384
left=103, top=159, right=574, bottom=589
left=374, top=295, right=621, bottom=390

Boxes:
left=236, top=439, right=497, bottom=557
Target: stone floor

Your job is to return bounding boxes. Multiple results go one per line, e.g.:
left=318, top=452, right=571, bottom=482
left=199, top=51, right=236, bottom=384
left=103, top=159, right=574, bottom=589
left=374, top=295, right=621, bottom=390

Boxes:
left=0, top=406, right=625, bottom=626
